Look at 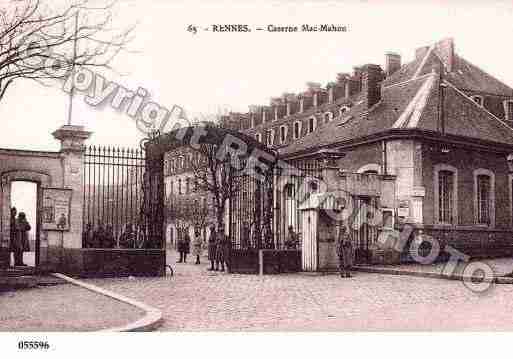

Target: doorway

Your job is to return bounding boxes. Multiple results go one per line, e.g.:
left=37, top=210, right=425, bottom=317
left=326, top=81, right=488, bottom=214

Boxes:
left=10, top=181, right=39, bottom=267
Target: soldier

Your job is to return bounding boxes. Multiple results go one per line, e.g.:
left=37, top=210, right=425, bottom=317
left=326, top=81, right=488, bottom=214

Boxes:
left=284, top=225, right=299, bottom=249
left=13, top=212, right=31, bottom=266
left=337, top=225, right=354, bottom=278
left=215, top=227, right=228, bottom=272
left=207, top=226, right=217, bottom=271
left=192, top=229, right=203, bottom=264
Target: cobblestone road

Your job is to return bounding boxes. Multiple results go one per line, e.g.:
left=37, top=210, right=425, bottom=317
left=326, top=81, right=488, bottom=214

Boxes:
left=85, top=251, right=513, bottom=331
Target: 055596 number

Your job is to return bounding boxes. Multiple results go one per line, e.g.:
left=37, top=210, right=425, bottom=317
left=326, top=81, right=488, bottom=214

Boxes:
left=18, top=341, right=50, bottom=350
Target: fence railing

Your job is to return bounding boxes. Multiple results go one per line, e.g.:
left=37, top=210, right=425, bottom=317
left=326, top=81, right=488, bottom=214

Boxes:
left=82, top=146, right=146, bottom=249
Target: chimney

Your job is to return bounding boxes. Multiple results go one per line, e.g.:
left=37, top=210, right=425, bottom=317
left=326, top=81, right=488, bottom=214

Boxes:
left=385, top=52, right=401, bottom=77
left=336, top=73, right=350, bottom=99
left=362, top=64, right=384, bottom=109
left=434, top=38, right=454, bottom=72
left=415, top=46, right=430, bottom=60
left=307, top=82, right=321, bottom=107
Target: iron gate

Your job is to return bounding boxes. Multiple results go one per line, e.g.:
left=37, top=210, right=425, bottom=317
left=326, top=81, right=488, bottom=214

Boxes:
left=82, top=145, right=164, bottom=249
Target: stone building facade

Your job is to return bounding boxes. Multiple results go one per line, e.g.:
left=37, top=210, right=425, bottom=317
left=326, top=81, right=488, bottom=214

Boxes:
left=166, top=38, right=513, bottom=270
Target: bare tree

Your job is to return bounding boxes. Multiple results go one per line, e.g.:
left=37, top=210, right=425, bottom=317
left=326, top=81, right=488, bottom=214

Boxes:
left=188, top=142, right=243, bottom=236
left=0, top=0, right=134, bottom=101
left=165, top=193, right=210, bottom=240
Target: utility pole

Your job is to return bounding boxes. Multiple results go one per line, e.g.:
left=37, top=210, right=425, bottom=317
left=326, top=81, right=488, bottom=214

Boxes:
left=67, top=11, right=79, bottom=126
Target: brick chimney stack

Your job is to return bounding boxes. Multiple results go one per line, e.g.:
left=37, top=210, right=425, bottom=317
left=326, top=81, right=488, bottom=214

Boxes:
left=362, top=64, right=385, bottom=109
left=434, top=38, right=455, bottom=72
left=385, top=52, right=401, bottom=77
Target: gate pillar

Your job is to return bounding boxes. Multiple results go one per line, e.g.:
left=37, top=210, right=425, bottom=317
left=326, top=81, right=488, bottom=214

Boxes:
left=51, top=125, right=92, bottom=272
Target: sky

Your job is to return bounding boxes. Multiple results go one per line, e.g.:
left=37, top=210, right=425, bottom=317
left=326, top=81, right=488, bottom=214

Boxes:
left=1, top=0, right=513, bottom=151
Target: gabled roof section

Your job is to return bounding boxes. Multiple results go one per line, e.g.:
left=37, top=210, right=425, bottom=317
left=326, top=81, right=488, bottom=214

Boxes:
left=416, top=80, right=513, bottom=144
left=384, top=39, right=513, bottom=97
left=445, top=55, right=513, bottom=96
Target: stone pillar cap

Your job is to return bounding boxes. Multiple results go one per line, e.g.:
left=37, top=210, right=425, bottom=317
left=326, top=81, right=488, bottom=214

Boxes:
left=52, top=125, right=92, bottom=141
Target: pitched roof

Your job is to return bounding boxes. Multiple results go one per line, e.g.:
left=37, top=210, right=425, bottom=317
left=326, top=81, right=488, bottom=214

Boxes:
left=280, top=75, right=430, bottom=156
left=277, top=40, right=513, bottom=157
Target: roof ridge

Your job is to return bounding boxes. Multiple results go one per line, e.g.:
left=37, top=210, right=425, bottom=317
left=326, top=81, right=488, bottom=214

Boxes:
left=393, top=73, right=436, bottom=128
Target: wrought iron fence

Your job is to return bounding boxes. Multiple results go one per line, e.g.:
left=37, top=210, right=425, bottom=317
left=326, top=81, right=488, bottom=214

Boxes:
left=82, top=146, right=147, bottom=249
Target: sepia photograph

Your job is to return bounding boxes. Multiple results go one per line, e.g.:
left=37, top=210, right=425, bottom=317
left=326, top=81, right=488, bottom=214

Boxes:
left=1, top=0, right=513, bottom=357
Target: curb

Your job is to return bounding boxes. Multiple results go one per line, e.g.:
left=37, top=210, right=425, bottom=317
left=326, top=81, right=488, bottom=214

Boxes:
left=353, top=266, right=513, bottom=284
left=52, top=273, right=163, bottom=332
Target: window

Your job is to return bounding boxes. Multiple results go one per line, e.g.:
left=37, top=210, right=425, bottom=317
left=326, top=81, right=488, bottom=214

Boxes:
left=284, top=183, right=295, bottom=199
left=267, top=129, right=275, bottom=146
left=505, top=100, right=513, bottom=121
left=324, top=111, right=333, bottom=124
left=307, top=116, right=317, bottom=133
left=438, top=170, right=454, bottom=224
left=472, top=95, right=484, bottom=107
left=185, top=178, right=190, bottom=194
left=178, top=179, right=182, bottom=195
left=293, top=121, right=301, bottom=139
left=476, top=175, right=490, bottom=225
left=280, top=125, right=288, bottom=144
left=382, top=209, right=394, bottom=229
left=474, top=169, right=495, bottom=227
left=339, top=105, right=350, bottom=118
left=255, top=133, right=262, bottom=143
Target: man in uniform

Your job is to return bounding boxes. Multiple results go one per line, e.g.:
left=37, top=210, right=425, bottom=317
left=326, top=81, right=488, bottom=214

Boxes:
left=337, top=225, right=354, bottom=278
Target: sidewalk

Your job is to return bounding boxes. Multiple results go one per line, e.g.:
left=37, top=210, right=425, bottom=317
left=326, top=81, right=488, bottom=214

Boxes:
left=354, top=257, right=513, bottom=283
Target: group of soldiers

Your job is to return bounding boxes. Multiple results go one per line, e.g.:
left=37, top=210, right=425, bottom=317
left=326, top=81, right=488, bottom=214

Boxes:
left=82, top=222, right=142, bottom=249
left=207, top=226, right=231, bottom=272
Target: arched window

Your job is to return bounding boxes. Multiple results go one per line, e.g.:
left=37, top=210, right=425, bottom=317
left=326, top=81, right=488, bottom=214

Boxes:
left=339, top=105, right=350, bottom=118
left=307, top=116, right=317, bottom=133
left=280, top=125, right=288, bottom=144
left=434, top=164, right=458, bottom=225
left=324, top=111, right=333, bottom=124
left=267, top=129, right=275, bottom=146
left=293, top=121, right=302, bottom=140
left=474, top=169, right=495, bottom=227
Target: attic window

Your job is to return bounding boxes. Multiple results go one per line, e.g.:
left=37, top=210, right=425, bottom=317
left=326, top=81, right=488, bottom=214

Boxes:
left=307, top=116, right=317, bottom=133
left=267, top=129, right=275, bottom=146
left=504, top=100, right=513, bottom=122
left=293, top=121, right=302, bottom=139
left=280, top=125, right=288, bottom=144
left=339, top=105, right=350, bottom=118
left=324, top=111, right=333, bottom=124
left=472, top=95, right=484, bottom=107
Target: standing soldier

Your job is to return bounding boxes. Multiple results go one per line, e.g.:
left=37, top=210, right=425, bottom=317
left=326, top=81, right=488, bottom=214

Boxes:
left=207, top=226, right=217, bottom=271
left=215, top=227, right=226, bottom=272
left=337, top=225, right=354, bottom=278
left=220, top=233, right=231, bottom=273
left=192, top=229, right=203, bottom=265
left=13, top=212, right=31, bottom=266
